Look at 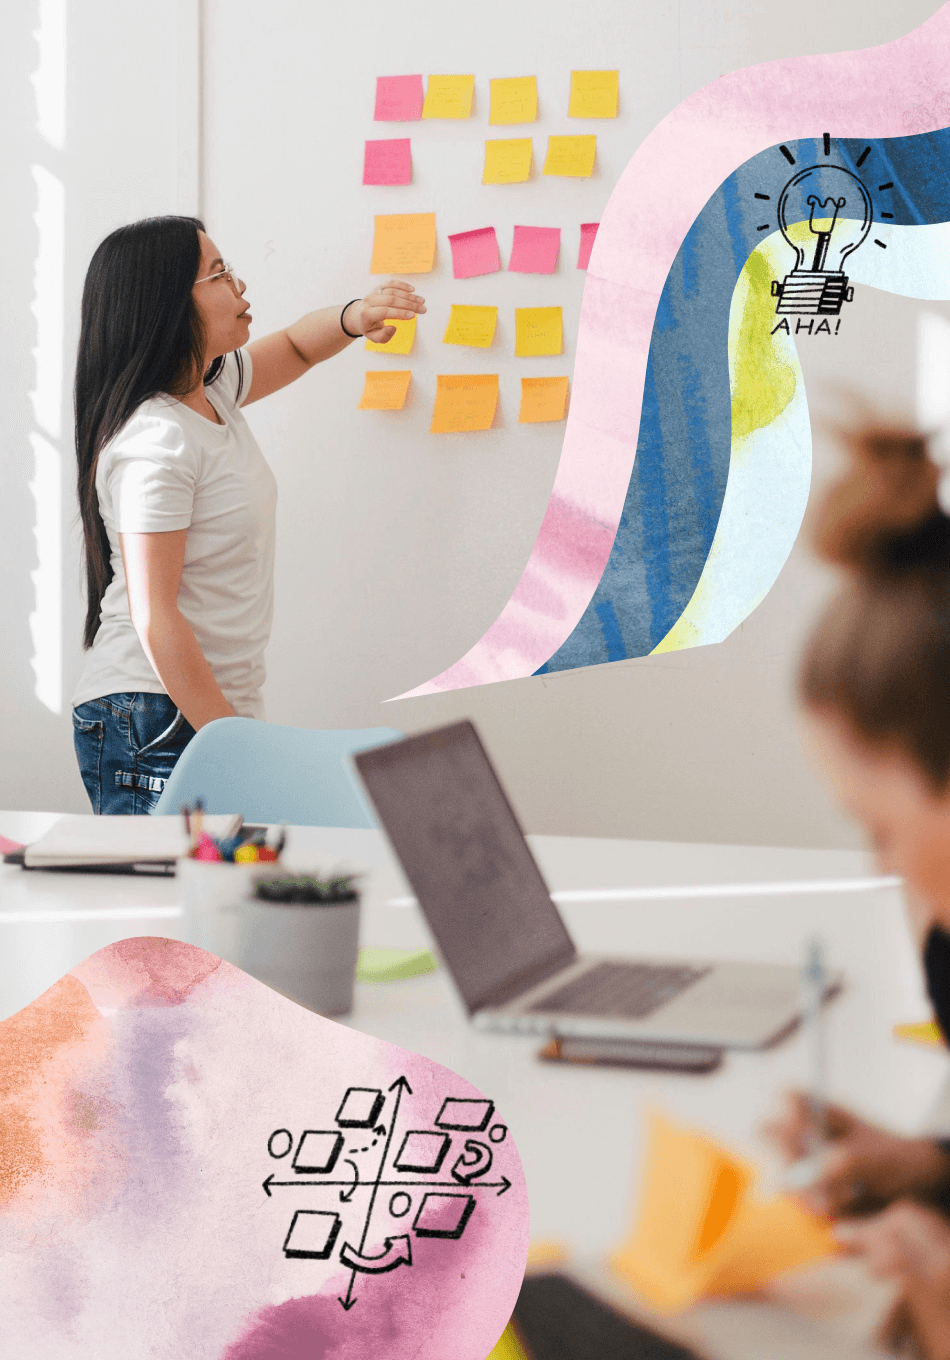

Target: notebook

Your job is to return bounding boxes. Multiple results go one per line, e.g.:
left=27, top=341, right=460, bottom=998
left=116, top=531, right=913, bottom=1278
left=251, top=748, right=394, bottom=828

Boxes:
left=22, top=813, right=242, bottom=870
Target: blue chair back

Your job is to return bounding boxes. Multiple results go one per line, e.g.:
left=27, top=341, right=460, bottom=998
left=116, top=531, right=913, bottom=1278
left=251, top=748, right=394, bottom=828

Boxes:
left=151, top=718, right=402, bottom=827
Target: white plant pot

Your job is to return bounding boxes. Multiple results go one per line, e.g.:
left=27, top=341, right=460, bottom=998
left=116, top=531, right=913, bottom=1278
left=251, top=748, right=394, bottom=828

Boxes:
left=237, top=897, right=361, bottom=1016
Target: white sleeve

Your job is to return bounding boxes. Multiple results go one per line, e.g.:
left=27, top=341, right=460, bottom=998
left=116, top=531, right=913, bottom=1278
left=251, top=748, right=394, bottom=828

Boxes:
left=208, top=347, right=254, bottom=409
left=101, top=414, right=198, bottom=533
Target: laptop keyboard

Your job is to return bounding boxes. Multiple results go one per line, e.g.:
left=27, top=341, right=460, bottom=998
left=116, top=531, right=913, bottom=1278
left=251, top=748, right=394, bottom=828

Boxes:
left=529, top=960, right=711, bottom=1020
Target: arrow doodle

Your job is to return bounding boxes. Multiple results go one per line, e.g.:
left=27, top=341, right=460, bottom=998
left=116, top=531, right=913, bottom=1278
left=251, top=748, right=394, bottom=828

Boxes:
left=340, top=1235, right=412, bottom=1274
left=339, top=1160, right=359, bottom=1203
left=451, top=1139, right=493, bottom=1185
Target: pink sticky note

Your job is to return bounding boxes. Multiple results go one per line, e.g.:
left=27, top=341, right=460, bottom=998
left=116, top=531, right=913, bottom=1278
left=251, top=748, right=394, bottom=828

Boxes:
left=374, top=74, right=423, bottom=121
left=577, top=221, right=600, bottom=269
left=448, top=226, right=502, bottom=279
left=363, top=138, right=412, bottom=186
left=509, top=225, right=561, bottom=274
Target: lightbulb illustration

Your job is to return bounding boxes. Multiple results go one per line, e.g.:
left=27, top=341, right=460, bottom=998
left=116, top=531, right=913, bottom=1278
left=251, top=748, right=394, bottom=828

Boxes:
left=771, top=164, right=873, bottom=315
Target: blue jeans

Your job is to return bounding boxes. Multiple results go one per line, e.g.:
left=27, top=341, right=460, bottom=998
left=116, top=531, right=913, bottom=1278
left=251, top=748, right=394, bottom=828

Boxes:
left=72, top=692, right=196, bottom=815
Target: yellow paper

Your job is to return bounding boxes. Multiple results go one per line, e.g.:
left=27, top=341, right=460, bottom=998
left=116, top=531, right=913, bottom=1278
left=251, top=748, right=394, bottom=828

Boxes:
left=422, top=74, right=475, bottom=119
left=610, top=1110, right=837, bottom=1313
left=430, top=374, right=499, bottom=433
left=357, top=370, right=411, bottom=411
left=894, top=1020, right=944, bottom=1046
left=443, top=305, right=498, bottom=349
left=568, top=69, right=619, bottom=118
left=515, top=307, right=562, bottom=357
left=486, top=1324, right=530, bottom=1360
left=489, top=76, right=538, bottom=125
left=483, top=138, right=533, bottom=184
left=519, top=376, right=569, bottom=422
left=365, top=316, right=416, bottom=355
left=370, top=213, right=437, bottom=274
left=543, top=134, right=597, bottom=178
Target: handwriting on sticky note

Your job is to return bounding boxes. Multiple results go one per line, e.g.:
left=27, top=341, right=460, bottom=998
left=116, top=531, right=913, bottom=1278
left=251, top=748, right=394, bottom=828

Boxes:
left=365, top=316, right=416, bottom=355
left=515, top=307, right=563, bottom=357
left=443, top=305, right=498, bottom=349
left=448, top=226, right=501, bottom=279
left=519, top=376, right=569, bottom=423
left=422, top=74, right=475, bottom=119
left=370, top=213, right=436, bottom=274
left=374, top=75, right=423, bottom=121
left=509, top=225, right=560, bottom=274
left=577, top=221, right=599, bottom=270
left=483, top=138, right=533, bottom=185
left=489, top=76, right=537, bottom=125
left=358, top=370, right=412, bottom=411
left=543, top=135, right=596, bottom=178
left=363, top=139, right=412, bottom=186
left=568, top=69, right=619, bottom=118
left=431, top=374, right=499, bottom=433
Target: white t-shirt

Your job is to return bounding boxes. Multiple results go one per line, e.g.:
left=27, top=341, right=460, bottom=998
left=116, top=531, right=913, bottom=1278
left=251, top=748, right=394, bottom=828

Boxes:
left=72, top=349, right=277, bottom=720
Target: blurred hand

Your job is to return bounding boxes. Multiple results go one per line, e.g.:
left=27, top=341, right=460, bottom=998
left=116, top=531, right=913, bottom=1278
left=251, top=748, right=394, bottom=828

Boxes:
left=351, top=280, right=426, bottom=343
left=763, top=1091, right=950, bottom=1217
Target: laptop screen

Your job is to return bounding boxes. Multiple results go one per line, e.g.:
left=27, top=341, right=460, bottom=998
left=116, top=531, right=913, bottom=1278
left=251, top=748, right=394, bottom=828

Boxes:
left=354, top=721, right=578, bottom=1014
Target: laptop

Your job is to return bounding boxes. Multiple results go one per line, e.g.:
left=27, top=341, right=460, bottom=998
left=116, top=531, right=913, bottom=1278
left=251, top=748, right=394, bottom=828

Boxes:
left=353, top=721, right=835, bottom=1049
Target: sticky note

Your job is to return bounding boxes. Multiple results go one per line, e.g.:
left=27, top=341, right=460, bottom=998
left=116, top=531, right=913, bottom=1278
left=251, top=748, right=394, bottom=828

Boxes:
left=483, top=138, right=533, bottom=185
left=577, top=221, right=599, bottom=269
left=509, top=225, right=560, bottom=274
left=519, top=376, right=569, bottom=423
left=515, top=306, right=563, bottom=357
left=543, top=135, right=596, bottom=178
left=370, top=213, right=436, bottom=273
left=358, top=370, right=412, bottom=410
left=355, top=947, right=437, bottom=983
left=431, top=374, right=499, bottom=433
left=894, top=1020, right=944, bottom=1045
left=448, top=226, right=501, bottom=279
left=489, top=76, right=538, bottom=125
left=374, top=75, right=423, bottom=121
left=365, top=316, right=416, bottom=354
left=363, top=139, right=412, bottom=186
left=568, top=69, right=619, bottom=118
left=443, top=305, right=498, bottom=349
left=422, top=75, right=475, bottom=119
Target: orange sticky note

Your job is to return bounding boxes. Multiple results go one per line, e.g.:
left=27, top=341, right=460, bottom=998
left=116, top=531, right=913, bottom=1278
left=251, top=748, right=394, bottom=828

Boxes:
left=543, top=135, right=597, bottom=178
left=365, top=317, right=416, bottom=354
left=519, top=376, right=569, bottom=422
left=358, top=370, right=411, bottom=410
left=443, top=305, right=498, bottom=348
left=483, top=138, right=533, bottom=184
left=431, top=374, right=499, bottom=433
left=515, top=307, right=562, bottom=357
left=489, top=76, right=537, bottom=125
left=568, top=70, right=619, bottom=118
left=370, top=213, right=437, bottom=274
left=422, top=75, right=475, bottom=119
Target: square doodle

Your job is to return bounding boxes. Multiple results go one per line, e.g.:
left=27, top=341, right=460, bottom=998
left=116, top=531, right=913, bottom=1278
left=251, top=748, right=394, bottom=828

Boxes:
left=282, top=1210, right=342, bottom=1260
left=413, top=1193, right=476, bottom=1239
left=394, top=1130, right=451, bottom=1174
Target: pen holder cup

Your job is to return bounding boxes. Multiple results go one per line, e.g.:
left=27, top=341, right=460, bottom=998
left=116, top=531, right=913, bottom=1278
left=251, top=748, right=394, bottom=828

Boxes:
left=176, top=856, right=285, bottom=966
left=237, top=895, right=361, bottom=1017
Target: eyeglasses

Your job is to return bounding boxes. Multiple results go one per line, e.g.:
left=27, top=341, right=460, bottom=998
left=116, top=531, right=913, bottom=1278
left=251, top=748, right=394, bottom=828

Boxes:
left=195, top=261, right=242, bottom=292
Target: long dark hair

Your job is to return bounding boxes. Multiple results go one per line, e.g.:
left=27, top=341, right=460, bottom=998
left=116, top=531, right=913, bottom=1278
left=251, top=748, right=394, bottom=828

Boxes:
left=75, top=215, right=238, bottom=648
left=799, top=426, right=950, bottom=790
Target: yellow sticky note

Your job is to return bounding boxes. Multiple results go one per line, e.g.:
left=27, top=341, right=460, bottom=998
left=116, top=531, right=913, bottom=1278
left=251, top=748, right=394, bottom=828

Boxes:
left=431, top=374, right=499, bottom=433
left=422, top=74, right=475, bottom=119
left=515, top=307, right=562, bottom=357
left=358, top=370, right=411, bottom=410
left=370, top=213, right=437, bottom=274
left=486, top=1324, right=530, bottom=1360
left=489, top=76, right=538, bottom=125
left=519, top=376, right=569, bottom=422
left=483, top=138, right=533, bottom=184
left=569, top=69, right=619, bottom=118
left=443, top=305, right=498, bottom=348
left=543, top=135, right=597, bottom=178
left=365, top=316, right=416, bottom=355
left=894, top=1020, right=944, bottom=1046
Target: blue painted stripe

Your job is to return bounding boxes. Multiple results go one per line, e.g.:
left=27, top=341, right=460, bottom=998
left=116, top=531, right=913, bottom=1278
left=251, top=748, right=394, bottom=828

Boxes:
left=594, top=600, right=626, bottom=662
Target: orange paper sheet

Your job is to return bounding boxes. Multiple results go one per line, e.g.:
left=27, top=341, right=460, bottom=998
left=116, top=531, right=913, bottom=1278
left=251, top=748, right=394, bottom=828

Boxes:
left=370, top=213, right=437, bottom=274
left=543, top=135, right=597, bottom=178
left=519, top=376, right=569, bottom=422
left=358, top=370, right=412, bottom=410
left=431, top=374, right=499, bottom=433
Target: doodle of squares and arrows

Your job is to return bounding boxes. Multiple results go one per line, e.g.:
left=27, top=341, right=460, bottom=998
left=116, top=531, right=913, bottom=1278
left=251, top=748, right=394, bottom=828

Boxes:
left=263, top=1077, right=512, bottom=1310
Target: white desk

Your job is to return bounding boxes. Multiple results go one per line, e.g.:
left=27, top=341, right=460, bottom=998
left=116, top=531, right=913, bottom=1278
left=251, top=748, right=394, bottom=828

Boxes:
left=2, top=812, right=947, bottom=1359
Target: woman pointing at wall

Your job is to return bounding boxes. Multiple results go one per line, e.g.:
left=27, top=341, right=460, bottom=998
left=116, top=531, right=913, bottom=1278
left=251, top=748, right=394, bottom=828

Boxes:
left=71, top=215, right=425, bottom=814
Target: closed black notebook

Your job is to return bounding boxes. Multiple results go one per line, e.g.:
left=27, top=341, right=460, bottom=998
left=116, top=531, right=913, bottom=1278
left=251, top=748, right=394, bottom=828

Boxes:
left=513, top=1274, right=700, bottom=1360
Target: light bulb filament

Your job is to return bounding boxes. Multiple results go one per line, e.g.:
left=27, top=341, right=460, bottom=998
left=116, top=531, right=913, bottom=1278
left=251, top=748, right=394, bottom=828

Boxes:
left=806, top=193, right=847, bottom=271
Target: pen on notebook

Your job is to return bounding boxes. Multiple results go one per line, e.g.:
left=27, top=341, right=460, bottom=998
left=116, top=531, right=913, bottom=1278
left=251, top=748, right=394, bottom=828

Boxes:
left=784, top=937, right=829, bottom=1191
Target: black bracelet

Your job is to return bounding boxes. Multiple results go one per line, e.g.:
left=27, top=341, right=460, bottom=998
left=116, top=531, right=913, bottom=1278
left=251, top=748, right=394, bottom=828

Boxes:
left=340, top=299, right=363, bottom=339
